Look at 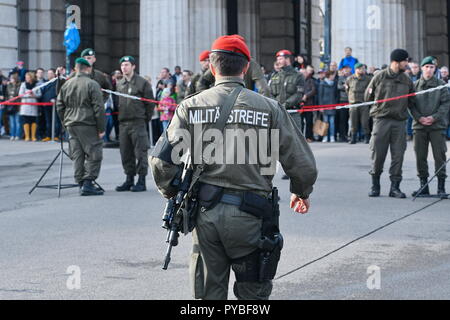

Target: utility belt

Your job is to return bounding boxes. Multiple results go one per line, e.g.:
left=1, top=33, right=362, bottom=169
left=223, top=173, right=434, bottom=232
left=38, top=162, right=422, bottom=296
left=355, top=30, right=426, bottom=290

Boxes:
left=198, top=183, right=283, bottom=282
left=198, top=183, right=271, bottom=218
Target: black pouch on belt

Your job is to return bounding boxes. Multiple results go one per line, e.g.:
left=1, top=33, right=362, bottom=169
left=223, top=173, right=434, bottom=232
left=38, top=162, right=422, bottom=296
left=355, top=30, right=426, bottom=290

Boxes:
left=198, top=184, right=224, bottom=211
left=239, top=192, right=271, bottom=219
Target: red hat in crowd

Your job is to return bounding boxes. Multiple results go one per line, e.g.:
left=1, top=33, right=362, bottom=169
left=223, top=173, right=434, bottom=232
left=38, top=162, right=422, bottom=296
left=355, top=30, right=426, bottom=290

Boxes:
left=17, top=61, right=25, bottom=66
left=211, top=35, right=251, bottom=61
left=199, top=50, right=211, bottom=62
left=276, top=50, right=293, bottom=57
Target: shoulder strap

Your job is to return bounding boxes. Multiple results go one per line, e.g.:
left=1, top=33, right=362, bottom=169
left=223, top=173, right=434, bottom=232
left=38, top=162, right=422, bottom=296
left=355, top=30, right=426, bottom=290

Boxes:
left=214, top=86, right=244, bottom=131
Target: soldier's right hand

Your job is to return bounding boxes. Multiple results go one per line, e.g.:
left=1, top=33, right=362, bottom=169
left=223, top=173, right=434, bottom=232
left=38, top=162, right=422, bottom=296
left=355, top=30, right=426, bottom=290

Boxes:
left=290, top=194, right=310, bottom=214
left=99, top=132, right=105, bottom=139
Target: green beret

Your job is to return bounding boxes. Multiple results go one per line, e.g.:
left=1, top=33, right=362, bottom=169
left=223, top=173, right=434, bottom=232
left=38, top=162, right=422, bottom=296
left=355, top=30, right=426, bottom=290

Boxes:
left=81, top=48, right=95, bottom=57
left=120, top=56, right=136, bottom=64
left=354, top=63, right=364, bottom=69
left=75, top=58, right=91, bottom=67
left=421, top=56, right=438, bottom=67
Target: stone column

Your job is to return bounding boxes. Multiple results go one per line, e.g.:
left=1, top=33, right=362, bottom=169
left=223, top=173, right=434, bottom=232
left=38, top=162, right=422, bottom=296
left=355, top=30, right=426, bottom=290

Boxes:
left=331, top=0, right=406, bottom=68
left=140, top=0, right=226, bottom=80
left=405, top=0, right=425, bottom=62
left=238, top=0, right=260, bottom=61
left=0, top=0, right=18, bottom=73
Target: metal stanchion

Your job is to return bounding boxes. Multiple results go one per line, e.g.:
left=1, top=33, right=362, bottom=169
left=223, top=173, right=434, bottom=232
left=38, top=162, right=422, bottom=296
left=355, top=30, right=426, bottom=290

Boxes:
left=51, top=101, right=56, bottom=142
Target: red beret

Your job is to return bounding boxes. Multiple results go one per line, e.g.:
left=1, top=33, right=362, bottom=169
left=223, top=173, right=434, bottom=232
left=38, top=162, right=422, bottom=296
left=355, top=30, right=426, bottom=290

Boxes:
left=276, top=50, right=293, bottom=57
left=199, top=50, right=211, bottom=62
left=211, top=35, right=251, bottom=61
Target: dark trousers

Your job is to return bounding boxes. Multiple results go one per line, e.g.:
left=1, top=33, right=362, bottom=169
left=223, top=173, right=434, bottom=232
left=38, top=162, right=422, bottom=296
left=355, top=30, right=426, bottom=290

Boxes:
left=369, top=118, right=407, bottom=182
left=336, top=109, right=349, bottom=140
left=119, top=120, right=150, bottom=176
left=301, top=112, right=314, bottom=140
left=414, top=129, right=447, bottom=179
left=67, top=126, right=103, bottom=184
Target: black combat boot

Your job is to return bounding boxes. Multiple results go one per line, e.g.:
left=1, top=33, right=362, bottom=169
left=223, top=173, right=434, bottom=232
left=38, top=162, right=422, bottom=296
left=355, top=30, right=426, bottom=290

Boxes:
left=80, top=180, right=104, bottom=196
left=437, top=178, right=447, bottom=198
left=282, top=175, right=290, bottom=180
left=349, top=134, right=357, bottom=145
left=389, top=181, right=406, bottom=199
left=131, top=175, right=147, bottom=192
left=412, top=178, right=430, bottom=197
left=116, top=175, right=135, bottom=192
left=369, top=176, right=381, bottom=197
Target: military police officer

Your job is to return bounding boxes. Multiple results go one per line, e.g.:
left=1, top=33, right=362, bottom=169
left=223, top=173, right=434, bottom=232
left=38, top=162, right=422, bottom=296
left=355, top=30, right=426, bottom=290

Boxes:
left=186, top=50, right=211, bottom=95
left=410, top=56, right=450, bottom=197
left=115, top=56, right=156, bottom=193
left=57, top=58, right=106, bottom=196
left=346, top=63, right=373, bottom=144
left=365, top=49, right=416, bottom=199
left=150, top=35, right=318, bottom=300
left=269, top=50, right=305, bottom=129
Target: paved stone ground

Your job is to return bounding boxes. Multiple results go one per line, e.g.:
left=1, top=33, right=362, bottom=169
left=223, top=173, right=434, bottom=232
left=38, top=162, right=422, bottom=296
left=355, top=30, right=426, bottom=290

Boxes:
left=0, top=137, right=449, bottom=300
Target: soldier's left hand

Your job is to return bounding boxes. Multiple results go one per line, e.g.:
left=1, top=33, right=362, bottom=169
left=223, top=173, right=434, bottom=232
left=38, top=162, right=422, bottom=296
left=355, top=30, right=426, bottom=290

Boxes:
left=99, top=132, right=105, bottom=139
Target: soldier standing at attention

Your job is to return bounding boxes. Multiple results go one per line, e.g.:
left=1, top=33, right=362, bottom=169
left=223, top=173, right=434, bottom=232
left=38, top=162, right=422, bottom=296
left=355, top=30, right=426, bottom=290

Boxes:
left=346, top=63, right=373, bottom=144
left=269, top=49, right=305, bottom=129
left=410, top=56, right=450, bottom=197
left=115, top=56, right=156, bottom=193
left=365, top=49, right=416, bottom=199
left=269, top=49, right=306, bottom=180
left=56, top=58, right=106, bottom=196
left=150, top=35, right=317, bottom=300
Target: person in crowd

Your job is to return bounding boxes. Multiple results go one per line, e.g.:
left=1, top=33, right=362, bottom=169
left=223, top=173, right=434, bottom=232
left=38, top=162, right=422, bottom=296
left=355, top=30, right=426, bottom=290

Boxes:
left=441, top=66, right=449, bottom=83
left=5, top=74, right=21, bottom=140
left=9, top=61, right=28, bottom=82
left=336, top=66, right=351, bottom=142
left=339, top=47, right=359, bottom=74
left=157, top=88, right=177, bottom=131
left=319, top=71, right=339, bottom=143
left=173, top=66, right=183, bottom=84
left=293, top=54, right=307, bottom=71
left=329, top=61, right=338, bottom=76
left=40, top=68, right=60, bottom=141
left=176, top=70, right=193, bottom=104
left=301, top=65, right=317, bottom=142
left=19, top=72, right=42, bottom=142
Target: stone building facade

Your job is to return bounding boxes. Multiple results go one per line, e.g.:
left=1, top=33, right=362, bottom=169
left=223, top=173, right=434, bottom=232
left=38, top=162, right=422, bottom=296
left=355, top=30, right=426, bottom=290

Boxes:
left=0, top=0, right=448, bottom=80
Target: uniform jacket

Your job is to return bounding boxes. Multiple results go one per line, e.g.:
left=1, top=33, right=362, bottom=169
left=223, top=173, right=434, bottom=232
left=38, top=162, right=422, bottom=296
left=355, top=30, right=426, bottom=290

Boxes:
left=56, top=73, right=106, bottom=133
left=150, top=77, right=318, bottom=199
left=410, top=76, right=450, bottom=130
left=365, top=68, right=416, bottom=121
left=116, top=73, right=155, bottom=123
left=337, top=75, right=349, bottom=103
left=346, top=74, right=372, bottom=104
left=269, top=65, right=305, bottom=109
left=57, top=68, right=112, bottom=103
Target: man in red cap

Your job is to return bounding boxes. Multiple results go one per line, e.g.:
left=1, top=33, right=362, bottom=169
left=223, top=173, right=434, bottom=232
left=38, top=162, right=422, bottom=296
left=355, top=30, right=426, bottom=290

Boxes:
left=270, top=49, right=306, bottom=179
left=150, top=35, right=317, bottom=300
left=269, top=49, right=305, bottom=126
left=196, top=35, right=271, bottom=97
left=186, top=50, right=211, bottom=96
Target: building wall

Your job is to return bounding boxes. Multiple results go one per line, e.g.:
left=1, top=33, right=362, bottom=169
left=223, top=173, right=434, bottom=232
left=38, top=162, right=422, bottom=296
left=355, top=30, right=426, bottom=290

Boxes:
left=258, top=0, right=296, bottom=71
left=424, top=0, right=449, bottom=66
left=0, top=0, right=18, bottom=74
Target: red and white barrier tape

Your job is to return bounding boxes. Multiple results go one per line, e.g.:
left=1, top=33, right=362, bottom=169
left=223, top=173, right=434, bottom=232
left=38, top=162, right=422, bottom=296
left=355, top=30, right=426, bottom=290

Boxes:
left=0, top=77, right=58, bottom=106
left=288, top=82, right=450, bottom=114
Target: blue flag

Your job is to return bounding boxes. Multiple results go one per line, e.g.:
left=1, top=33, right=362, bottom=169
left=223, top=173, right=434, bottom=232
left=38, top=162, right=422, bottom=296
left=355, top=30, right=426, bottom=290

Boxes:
left=64, top=23, right=80, bottom=56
